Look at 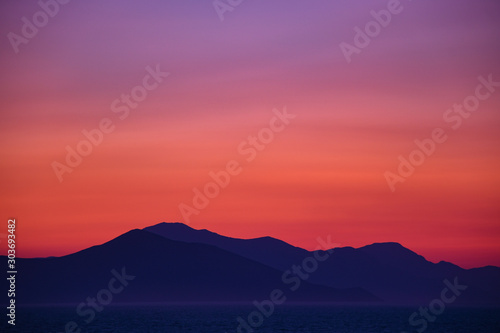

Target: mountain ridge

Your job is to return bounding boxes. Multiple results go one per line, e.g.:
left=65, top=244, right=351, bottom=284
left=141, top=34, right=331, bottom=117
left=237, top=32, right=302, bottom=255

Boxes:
left=3, top=227, right=377, bottom=305
left=144, top=222, right=500, bottom=305
left=3, top=222, right=498, bottom=306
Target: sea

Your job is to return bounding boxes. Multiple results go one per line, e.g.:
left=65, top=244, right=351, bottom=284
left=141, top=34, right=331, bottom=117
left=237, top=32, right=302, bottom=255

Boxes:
left=3, top=304, right=500, bottom=333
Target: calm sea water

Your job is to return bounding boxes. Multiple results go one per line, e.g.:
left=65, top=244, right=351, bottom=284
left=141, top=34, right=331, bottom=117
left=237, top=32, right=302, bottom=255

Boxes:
left=4, top=305, right=500, bottom=333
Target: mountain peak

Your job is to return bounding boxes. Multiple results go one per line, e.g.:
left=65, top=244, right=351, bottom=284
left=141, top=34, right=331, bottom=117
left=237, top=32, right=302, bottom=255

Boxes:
left=363, top=242, right=405, bottom=248
left=360, top=242, right=422, bottom=257
left=152, top=221, right=193, bottom=229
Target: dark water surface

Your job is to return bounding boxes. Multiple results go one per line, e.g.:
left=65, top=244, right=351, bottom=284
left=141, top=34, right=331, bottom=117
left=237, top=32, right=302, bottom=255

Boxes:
left=3, top=304, right=500, bottom=332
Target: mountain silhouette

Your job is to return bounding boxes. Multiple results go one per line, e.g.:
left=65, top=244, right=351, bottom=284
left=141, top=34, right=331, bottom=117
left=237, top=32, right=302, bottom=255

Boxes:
left=145, top=222, right=500, bottom=305
left=5, top=229, right=375, bottom=305
left=3, top=223, right=499, bottom=305
left=144, top=222, right=309, bottom=270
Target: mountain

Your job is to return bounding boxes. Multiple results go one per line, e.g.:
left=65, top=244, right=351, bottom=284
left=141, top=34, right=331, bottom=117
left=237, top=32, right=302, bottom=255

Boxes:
left=144, top=222, right=310, bottom=270
left=312, top=243, right=500, bottom=305
left=4, top=229, right=376, bottom=305
left=145, top=223, right=500, bottom=305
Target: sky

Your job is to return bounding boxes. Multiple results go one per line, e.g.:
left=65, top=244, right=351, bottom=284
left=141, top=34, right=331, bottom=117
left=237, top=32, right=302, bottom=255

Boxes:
left=0, top=0, right=499, bottom=269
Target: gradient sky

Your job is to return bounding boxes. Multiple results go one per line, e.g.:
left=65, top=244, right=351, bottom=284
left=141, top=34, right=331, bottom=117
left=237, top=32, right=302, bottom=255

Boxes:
left=1, top=0, right=499, bottom=268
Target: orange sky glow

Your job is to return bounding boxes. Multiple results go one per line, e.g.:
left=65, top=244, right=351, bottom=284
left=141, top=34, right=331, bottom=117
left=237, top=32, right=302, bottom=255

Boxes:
left=1, top=0, right=499, bottom=269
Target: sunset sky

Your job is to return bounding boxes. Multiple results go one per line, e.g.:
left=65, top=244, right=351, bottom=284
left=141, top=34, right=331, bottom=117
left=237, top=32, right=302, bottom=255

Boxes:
left=1, top=0, right=499, bottom=268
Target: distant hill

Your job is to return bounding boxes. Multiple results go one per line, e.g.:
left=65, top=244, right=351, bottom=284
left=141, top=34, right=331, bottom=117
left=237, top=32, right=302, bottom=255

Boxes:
left=4, top=229, right=375, bottom=305
left=144, top=222, right=310, bottom=270
left=3, top=222, right=498, bottom=306
left=145, top=222, right=500, bottom=305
